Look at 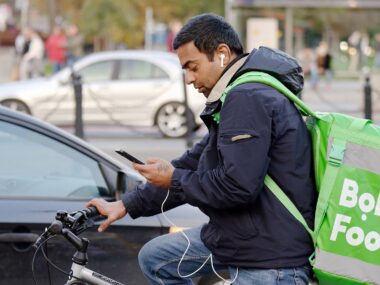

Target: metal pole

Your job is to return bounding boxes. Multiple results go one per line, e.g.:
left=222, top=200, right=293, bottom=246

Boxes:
left=145, top=7, right=153, bottom=50
left=19, top=0, right=29, bottom=29
left=364, top=74, right=372, bottom=120
left=47, top=0, right=57, bottom=33
left=285, top=7, right=294, bottom=56
left=71, top=70, right=84, bottom=139
left=182, top=72, right=194, bottom=148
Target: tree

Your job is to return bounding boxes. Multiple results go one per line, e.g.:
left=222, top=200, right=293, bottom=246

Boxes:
left=27, top=0, right=224, bottom=49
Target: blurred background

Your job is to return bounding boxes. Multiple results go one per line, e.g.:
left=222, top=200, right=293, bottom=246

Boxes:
left=0, top=0, right=379, bottom=78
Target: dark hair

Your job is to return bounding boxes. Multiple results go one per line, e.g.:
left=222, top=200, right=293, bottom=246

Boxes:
left=173, top=13, right=243, bottom=60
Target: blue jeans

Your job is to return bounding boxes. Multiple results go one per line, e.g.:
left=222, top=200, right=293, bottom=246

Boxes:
left=138, top=225, right=312, bottom=285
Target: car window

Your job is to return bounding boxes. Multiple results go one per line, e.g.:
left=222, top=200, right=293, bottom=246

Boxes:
left=119, top=59, right=169, bottom=80
left=0, top=121, right=110, bottom=199
left=78, top=60, right=115, bottom=82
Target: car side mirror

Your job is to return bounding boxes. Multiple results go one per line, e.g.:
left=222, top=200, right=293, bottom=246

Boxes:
left=116, top=171, right=144, bottom=197
left=117, top=171, right=127, bottom=197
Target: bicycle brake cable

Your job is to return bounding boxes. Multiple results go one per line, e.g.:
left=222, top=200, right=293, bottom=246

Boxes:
left=32, top=235, right=72, bottom=285
left=41, top=239, right=72, bottom=277
left=32, top=235, right=55, bottom=285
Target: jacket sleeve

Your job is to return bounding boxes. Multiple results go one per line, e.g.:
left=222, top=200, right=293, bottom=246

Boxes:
left=121, top=134, right=209, bottom=218
left=171, top=84, right=274, bottom=209
left=121, top=183, right=186, bottom=218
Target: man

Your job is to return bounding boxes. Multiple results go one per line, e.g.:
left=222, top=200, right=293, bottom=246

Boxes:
left=88, top=13, right=316, bottom=284
left=19, top=27, right=44, bottom=79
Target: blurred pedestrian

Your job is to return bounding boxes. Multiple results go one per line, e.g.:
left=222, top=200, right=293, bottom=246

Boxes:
left=19, top=27, right=44, bottom=80
left=316, top=53, right=325, bottom=77
left=45, top=25, right=67, bottom=73
left=299, top=48, right=319, bottom=90
left=65, top=24, right=83, bottom=66
left=166, top=20, right=182, bottom=52
left=11, top=29, right=30, bottom=80
left=323, top=52, right=333, bottom=88
left=309, top=49, right=319, bottom=90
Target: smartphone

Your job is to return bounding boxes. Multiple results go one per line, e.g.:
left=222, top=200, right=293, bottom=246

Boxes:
left=115, top=149, right=144, bottom=165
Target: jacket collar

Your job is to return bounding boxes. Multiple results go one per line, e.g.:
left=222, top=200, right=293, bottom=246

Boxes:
left=206, top=55, right=248, bottom=103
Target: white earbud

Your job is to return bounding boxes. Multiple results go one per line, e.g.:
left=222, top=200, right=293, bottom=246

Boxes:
left=220, top=53, right=225, bottom=67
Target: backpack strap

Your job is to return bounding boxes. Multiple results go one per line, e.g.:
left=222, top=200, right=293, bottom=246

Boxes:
left=265, top=176, right=316, bottom=244
left=212, top=71, right=317, bottom=124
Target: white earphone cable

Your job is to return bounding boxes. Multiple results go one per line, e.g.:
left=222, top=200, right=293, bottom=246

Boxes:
left=161, top=190, right=238, bottom=284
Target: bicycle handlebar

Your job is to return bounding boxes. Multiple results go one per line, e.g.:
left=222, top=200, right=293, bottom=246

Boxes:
left=33, top=207, right=103, bottom=249
left=33, top=220, right=63, bottom=248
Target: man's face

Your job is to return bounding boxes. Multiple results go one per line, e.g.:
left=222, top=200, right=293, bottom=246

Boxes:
left=176, top=41, right=223, bottom=97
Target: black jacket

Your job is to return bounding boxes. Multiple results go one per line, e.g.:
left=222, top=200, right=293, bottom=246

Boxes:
left=122, top=47, right=316, bottom=268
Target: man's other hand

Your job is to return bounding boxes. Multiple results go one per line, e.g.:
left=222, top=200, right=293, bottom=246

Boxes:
left=86, top=199, right=127, bottom=232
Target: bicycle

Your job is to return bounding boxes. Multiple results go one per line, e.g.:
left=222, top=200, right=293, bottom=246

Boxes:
left=33, top=207, right=126, bottom=285
left=32, top=207, right=229, bottom=285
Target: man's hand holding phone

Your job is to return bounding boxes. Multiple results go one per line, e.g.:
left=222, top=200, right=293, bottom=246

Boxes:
left=115, top=149, right=174, bottom=188
left=133, top=158, right=174, bottom=188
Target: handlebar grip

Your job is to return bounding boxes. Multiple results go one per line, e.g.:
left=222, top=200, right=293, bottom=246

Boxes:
left=33, top=220, right=63, bottom=248
left=83, top=207, right=100, bottom=218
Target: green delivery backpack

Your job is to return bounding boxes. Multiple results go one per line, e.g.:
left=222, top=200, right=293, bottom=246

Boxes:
left=216, top=71, right=380, bottom=285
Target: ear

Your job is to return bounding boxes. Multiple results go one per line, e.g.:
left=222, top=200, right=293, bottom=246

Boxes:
left=214, top=44, right=232, bottom=67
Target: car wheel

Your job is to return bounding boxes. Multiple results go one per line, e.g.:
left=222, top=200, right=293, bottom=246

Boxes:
left=156, top=102, right=195, bottom=138
left=0, top=99, right=31, bottom=114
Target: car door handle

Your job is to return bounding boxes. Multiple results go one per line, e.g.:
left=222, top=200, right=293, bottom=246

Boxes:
left=0, top=233, right=39, bottom=243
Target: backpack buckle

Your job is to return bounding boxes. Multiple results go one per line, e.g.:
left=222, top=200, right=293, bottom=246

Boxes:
left=328, top=142, right=346, bottom=166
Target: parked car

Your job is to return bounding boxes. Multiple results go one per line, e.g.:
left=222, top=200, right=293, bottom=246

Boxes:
left=0, top=106, right=211, bottom=284
left=0, top=50, right=206, bottom=138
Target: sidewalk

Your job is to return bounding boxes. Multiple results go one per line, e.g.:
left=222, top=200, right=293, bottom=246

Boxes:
left=302, top=79, right=380, bottom=125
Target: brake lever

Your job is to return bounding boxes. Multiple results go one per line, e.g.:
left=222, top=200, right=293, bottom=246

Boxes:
left=67, top=208, right=106, bottom=235
left=72, top=218, right=95, bottom=235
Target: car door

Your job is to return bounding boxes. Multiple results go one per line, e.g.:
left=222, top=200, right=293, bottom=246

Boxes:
left=78, top=59, right=119, bottom=124
left=34, top=60, right=118, bottom=125
left=100, top=58, right=173, bottom=126
left=0, top=114, right=161, bottom=285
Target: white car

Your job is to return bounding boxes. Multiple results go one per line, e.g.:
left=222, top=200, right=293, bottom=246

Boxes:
left=0, top=50, right=206, bottom=137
